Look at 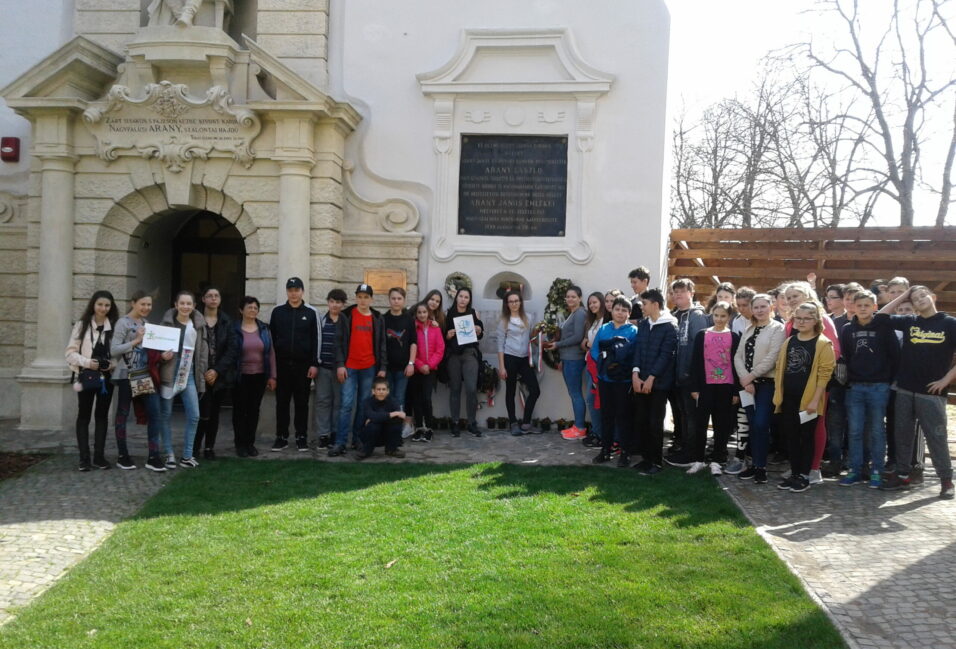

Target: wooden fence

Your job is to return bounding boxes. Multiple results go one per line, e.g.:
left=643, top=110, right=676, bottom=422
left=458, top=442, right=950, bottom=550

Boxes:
left=668, top=226, right=956, bottom=314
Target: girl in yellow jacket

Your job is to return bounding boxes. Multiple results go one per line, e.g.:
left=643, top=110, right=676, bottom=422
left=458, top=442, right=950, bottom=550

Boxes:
left=772, top=303, right=835, bottom=493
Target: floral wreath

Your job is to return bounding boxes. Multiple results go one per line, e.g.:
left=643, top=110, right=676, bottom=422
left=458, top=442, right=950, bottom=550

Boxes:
left=444, top=272, right=473, bottom=301
left=531, top=277, right=574, bottom=370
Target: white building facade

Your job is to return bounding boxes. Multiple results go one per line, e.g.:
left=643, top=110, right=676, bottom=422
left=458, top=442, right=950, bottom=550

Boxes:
left=0, top=0, right=670, bottom=430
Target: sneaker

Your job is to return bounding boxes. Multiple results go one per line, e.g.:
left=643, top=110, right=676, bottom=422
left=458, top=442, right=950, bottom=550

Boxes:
left=839, top=472, right=863, bottom=487
left=940, top=480, right=955, bottom=500
left=247, top=446, right=259, bottom=457
left=582, top=434, right=602, bottom=447
left=880, top=472, right=911, bottom=491
left=637, top=463, right=663, bottom=476
left=510, top=423, right=524, bottom=436
left=709, top=462, right=723, bottom=476
left=327, top=445, right=346, bottom=457
left=424, top=429, right=433, bottom=442
left=777, top=476, right=799, bottom=490
left=401, top=422, right=415, bottom=439
left=468, top=422, right=482, bottom=437
left=91, top=458, right=111, bottom=470
left=591, top=451, right=611, bottom=464
left=385, top=448, right=406, bottom=458
left=616, top=453, right=631, bottom=468
left=665, top=452, right=693, bottom=468
left=789, top=476, right=811, bottom=493
left=909, top=466, right=924, bottom=485
left=808, top=469, right=823, bottom=485
left=296, top=439, right=309, bottom=452
left=754, top=468, right=768, bottom=484
left=116, top=455, right=137, bottom=470
left=561, top=425, right=587, bottom=440
left=820, top=461, right=842, bottom=479
left=271, top=437, right=288, bottom=452
left=145, top=457, right=167, bottom=472
left=520, top=423, right=537, bottom=434
left=236, top=447, right=249, bottom=458
left=610, top=442, right=622, bottom=455
left=411, top=429, right=424, bottom=442
left=165, top=455, right=178, bottom=469
left=179, top=457, right=199, bottom=468
left=723, top=458, right=744, bottom=475
left=203, top=449, right=216, bottom=460
left=318, top=435, right=331, bottom=449
left=738, top=467, right=757, bottom=480
left=868, top=473, right=882, bottom=489
left=687, top=461, right=707, bottom=474
left=78, top=460, right=92, bottom=472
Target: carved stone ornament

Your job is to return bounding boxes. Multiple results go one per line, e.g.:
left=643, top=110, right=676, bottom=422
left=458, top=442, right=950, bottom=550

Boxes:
left=83, top=81, right=262, bottom=172
left=0, top=191, right=25, bottom=224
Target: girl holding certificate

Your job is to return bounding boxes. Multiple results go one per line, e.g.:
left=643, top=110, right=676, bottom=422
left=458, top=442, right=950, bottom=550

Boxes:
left=443, top=287, right=484, bottom=437
left=158, top=290, right=210, bottom=468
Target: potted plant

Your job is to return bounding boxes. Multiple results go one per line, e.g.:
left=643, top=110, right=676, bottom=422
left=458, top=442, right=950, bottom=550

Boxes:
left=539, top=417, right=552, bottom=432
left=486, top=416, right=497, bottom=429
left=497, top=416, right=509, bottom=430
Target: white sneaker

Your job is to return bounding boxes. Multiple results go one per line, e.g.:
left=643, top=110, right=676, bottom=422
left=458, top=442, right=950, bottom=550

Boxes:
left=687, top=461, right=707, bottom=474
left=809, top=469, right=823, bottom=485
left=709, top=462, right=723, bottom=476
left=165, top=454, right=177, bottom=470
left=401, top=422, right=415, bottom=439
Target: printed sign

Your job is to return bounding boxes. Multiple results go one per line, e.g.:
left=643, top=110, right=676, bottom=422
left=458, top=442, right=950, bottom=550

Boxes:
left=142, top=324, right=181, bottom=351
left=453, top=314, right=479, bottom=346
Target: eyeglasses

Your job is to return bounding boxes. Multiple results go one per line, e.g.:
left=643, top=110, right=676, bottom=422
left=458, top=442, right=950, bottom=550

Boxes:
left=793, top=316, right=816, bottom=323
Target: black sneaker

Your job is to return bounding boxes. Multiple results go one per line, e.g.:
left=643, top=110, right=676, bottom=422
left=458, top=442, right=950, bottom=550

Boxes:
left=411, top=429, right=424, bottom=442
left=664, top=451, right=692, bottom=468
left=424, top=429, right=433, bottom=442
left=318, top=435, right=331, bottom=449
left=248, top=446, right=259, bottom=457
left=638, top=463, right=663, bottom=476
left=236, top=447, right=249, bottom=458
left=880, top=472, right=911, bottom=491
left=616, top=453, right=631, bottom=468
left=179, top=457, right=199, bottom=468
left=78, top=460, right=92, bottom=472
left=203, top=449, right=216, bottom=460
left=145, top=457, right=167, bottom=472
left=820, top=461, right=842, bottom=479
left=271, top=437, right=288, bottom=452
left=777, top=476, right=799, bottom=490
left=582, top=435, right=602, bottom=448
left=91, top=458, right=111, bottom=470
left=591, top=451, right=611, bottom=464
left=789, top=476, right=811, bottom=493
left=116, top=455, right=137, bottom=470
left=296, top=438, right=309, bottom=452
left=327, top=445, right=345, bottom=457
left=468, top=422, right=482, bottom=437
left=753, top=468, right=768, bottom=484
left=738, top=466, right=758, bottom=480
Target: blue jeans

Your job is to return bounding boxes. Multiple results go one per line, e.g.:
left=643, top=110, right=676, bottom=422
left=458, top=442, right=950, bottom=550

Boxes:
left=338, top=366, right=376, bottom=447
left=160, top=372, right=200, bottom=460
left=845, top=382, right=890, bottom=475
left=386, top=369, right=409, bottom=408
left=744, top=381, right=775, bottom=468
left=585, top=377, right=602, bottom=438
left=561, top=359, right=586, bottom=428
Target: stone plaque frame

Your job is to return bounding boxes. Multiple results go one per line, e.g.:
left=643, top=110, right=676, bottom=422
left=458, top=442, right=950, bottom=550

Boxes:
left=418, top=28, right=613, bottom=265
left=364, top=269, right=408, bottom=296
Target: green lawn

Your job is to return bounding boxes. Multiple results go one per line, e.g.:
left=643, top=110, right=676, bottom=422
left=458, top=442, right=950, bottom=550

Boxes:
left=0, top=461, right=844, bottom=649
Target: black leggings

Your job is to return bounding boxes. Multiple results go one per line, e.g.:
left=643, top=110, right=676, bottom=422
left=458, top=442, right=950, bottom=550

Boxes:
left=406, top=372, right=436, bottom=428
left=781, top=408, right=816, bottom=478
left=76, top=382, right=115, bottom=462
left=503, top=354, right=540, bottom=424
left=692, top=384, right=737, bottom=462
left=195, top=388, right=228, bottom=454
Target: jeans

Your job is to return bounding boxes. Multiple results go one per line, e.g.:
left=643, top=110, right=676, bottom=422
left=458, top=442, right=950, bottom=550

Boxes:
left=386, top=369, right=409, bottom=408
left=845, top=382, right=890, bottom=475
left=338, top=366, right=376, bottom=447
left=561, top=358, right=586, bottom=428
left=232, top=373, right=267, bottom=449
left=313, top=366, right=342, bottom=440
left=893, top=387, right=951, bottom=481
left=744, top=381, right=775, bottom=468
left=504, top=354, right=540, bottom=424
left=586, top=378, right=602, bottom=439
left=76, top=381, right=115, bottom=462
left=160, top=372, right=200, bottom=460
left=115, top=379, right=161, bottom=461
left=447, top=350, right=479, bottom=424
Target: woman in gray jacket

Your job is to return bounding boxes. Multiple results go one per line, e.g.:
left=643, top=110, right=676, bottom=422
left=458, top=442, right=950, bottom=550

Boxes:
left=157, top=290, right=209, bottom=468
left=544, top=285, right=588, bottom=438
left=496, top=291, right=540, bottom=435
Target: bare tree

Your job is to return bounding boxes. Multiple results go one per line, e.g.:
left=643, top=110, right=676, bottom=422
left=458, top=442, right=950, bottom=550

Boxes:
left=801, top=0, right=956, bottom=226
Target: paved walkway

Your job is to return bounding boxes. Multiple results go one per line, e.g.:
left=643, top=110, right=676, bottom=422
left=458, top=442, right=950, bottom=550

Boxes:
left=1, top=415, right=955, bottom=649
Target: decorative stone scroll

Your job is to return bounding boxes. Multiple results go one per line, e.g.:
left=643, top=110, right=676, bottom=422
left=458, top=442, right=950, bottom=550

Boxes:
left=83, top=81, right=261, bottom=173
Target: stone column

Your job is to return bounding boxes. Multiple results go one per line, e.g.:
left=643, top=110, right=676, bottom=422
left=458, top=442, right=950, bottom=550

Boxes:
left=271, top=113, right=316, bottom=303
left=18, top=109, right=77, bottom=430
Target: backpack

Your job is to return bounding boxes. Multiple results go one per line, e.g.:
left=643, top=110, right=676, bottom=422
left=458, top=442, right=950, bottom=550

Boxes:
left=598, top=335, right=635, bottom=382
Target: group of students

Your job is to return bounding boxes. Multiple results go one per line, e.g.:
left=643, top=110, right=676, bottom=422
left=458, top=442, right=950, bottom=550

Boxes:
left=65, top=270, right=956, bottom=500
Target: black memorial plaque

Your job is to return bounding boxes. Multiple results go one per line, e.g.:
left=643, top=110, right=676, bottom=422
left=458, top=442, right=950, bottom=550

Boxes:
left=458, top=134, right=568, bottom=237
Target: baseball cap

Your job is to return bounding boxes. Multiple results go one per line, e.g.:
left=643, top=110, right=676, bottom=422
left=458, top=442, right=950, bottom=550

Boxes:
left=286, top=277, right=304, bottom=289
left=355, top=283, right=373, bottom=297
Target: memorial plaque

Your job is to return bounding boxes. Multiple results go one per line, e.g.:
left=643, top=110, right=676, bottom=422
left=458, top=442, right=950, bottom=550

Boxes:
left=458, top=135, right=567, bottom=237
left=364, top=270, right=407, bottom=296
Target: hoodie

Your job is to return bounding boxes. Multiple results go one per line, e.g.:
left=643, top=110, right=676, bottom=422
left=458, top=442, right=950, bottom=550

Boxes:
left=674, top=304, right=711, bottom=386
left=631, top=310, right=678, bottom=391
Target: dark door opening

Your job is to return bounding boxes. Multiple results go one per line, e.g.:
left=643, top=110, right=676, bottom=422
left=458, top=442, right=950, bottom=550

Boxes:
left=172, top=211, right=247, bottom=316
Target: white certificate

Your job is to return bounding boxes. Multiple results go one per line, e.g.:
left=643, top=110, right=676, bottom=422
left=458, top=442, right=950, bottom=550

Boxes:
left=142, top=323, right=181, bottom=351
left=738, top=389, right=755, bottom=408
left=798, top=410, right=818, bottom=424
left=453, top=314, right=479, bottom=346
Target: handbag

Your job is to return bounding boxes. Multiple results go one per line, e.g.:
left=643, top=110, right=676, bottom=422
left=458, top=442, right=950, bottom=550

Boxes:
left=76, top=368, right=103, bottom=392
left=128, top=365, right=156, bottom=397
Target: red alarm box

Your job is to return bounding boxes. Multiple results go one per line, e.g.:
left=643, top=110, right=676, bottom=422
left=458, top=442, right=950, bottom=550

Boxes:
left=1, top=137, right=20, bottom=162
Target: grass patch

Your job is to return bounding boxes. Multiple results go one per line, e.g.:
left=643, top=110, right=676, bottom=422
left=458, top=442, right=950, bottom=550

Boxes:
left=0, top=461, right=843, bottom=649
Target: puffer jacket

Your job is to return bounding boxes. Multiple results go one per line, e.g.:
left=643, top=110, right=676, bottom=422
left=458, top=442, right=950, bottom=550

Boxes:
left=414, top=319, right=445, bottom=371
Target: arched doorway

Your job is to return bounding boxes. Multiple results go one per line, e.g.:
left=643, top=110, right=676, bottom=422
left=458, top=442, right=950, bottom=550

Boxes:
left=136, top=210, right=246, bottom=318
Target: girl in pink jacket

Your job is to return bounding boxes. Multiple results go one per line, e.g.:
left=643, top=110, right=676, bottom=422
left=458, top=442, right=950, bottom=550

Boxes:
left=408, top=302, right=445, bottom=441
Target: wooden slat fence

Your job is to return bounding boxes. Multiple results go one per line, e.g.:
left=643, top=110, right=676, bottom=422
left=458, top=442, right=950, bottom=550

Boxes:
left=668, top=226, right=956, bottom=314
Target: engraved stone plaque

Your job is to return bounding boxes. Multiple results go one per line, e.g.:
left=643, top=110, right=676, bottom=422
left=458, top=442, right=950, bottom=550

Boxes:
left=457, top=134, right=568, bottom=237
left=364, top=270, right=407, bottom=296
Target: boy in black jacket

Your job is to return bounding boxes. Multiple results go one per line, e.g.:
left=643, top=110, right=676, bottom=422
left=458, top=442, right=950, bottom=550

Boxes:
left=357, top=377, right=406, bottom=459
left=838, top=290, right=899, bottom=488
left=269, top=277, right=319, bottom=452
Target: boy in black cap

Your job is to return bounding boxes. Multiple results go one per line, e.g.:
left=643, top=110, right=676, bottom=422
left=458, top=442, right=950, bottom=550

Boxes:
left=269, top=277, right=319, bottom=451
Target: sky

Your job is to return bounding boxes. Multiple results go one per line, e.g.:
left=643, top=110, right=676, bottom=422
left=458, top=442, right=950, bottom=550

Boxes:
left=665, top=0, right=954, bottom=226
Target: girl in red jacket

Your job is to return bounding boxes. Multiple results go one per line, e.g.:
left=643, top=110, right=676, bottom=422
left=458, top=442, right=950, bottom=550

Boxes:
left=408, top=302, right=446, bottom=441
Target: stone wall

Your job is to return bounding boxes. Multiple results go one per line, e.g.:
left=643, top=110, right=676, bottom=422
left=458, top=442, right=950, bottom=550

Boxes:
left=257, top=0, right=329, bottom=89
left=0, top=192, right=27, bottom=418
left=74, top=0, right=141, bottom=53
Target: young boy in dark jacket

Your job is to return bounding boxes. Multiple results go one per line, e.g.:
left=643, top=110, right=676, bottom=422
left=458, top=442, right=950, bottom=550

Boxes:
left=356, top=377, right=406, bottom=459
left=631, top=288, right=678, bottom=474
